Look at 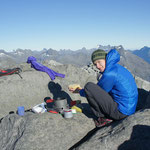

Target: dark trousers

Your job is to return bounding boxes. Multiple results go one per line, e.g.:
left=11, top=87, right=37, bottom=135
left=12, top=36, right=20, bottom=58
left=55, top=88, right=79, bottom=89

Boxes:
left=84, top=82, right=127, bottom=120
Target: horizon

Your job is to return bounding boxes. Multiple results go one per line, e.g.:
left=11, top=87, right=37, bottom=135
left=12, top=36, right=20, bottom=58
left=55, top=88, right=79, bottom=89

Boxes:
left=0, top=45, right=149, bottom=52
left=0, top=0, right=150, bottom=52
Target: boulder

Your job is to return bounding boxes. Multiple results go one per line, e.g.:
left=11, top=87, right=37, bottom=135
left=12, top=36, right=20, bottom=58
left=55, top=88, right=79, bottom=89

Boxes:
left=135, top=76, right=150, bottom=91
left=1, top=61, right=150, bottom=150
left=73, top=109, right=150, bottom=150
left=144, top=92, right=150, bottom=109
left=0, top=62, right=96, bottom=118
left=135, top=76, right=150, bottom=110
left=0, top=112, right=95, bottom=150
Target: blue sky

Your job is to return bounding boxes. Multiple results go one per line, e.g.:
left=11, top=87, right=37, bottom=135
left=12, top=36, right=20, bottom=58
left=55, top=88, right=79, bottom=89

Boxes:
left=0, top=0, right=150, bottom=51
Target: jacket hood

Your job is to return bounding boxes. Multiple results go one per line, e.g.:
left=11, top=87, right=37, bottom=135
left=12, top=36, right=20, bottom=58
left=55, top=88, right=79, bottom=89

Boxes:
left=105, top=49, right=120, bottom=72
left=27, top=56, right=37, bottom=63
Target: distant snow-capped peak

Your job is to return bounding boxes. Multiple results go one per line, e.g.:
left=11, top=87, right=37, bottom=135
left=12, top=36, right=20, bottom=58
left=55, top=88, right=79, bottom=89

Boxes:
left=14, top=51, right=24, bottom=56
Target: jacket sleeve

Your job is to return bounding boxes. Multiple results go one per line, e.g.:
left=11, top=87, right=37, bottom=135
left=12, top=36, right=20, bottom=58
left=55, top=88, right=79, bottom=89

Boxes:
left=97, top=72, right=116, bottom=93
left=79, top=89, right=86, bottom=97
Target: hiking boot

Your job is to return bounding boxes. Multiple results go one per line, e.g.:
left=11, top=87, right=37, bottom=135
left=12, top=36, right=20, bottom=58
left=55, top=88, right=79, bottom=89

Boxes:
left=94, top=117, right=113, bottom=127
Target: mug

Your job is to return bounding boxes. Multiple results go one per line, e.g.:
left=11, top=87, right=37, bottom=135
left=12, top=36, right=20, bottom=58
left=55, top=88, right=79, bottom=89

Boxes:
left=64, top=109, right=73, bottom=119
left=17, top=106, right=25, bottom=116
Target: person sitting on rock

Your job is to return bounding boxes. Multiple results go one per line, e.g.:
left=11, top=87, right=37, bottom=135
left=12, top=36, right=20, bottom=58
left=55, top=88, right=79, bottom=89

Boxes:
left=69, top=49, right=138, bottom=127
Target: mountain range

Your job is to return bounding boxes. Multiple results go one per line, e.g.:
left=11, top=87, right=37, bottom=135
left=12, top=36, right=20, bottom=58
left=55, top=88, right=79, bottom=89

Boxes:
left=0, top=45, right=150, bottom=81
left=132, top=46, right=150, bottom=64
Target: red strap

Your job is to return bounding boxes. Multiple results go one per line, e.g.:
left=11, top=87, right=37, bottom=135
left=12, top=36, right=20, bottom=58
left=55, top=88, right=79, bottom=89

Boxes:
left=46, top=99, right=54, bottom=103
left=0, top=69, right=7, bottom=73
left=0, top=69, right=18, bottom=76
left=48, top=110, right=58, bottom=114
left=70, top=101, right=76, bottom=106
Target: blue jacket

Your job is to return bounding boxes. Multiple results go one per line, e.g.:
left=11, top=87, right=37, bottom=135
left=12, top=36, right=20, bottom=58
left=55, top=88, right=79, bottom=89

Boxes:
left=80, top=49, right=138, bottom=115
left=27, top=56, right=65, bottom=80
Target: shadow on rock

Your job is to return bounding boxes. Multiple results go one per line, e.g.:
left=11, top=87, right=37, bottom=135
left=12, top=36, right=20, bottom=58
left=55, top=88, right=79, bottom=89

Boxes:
left=48, top=81, right=72, bottom=105
left=82, top=103, right=97, bottom=120
left=69, top=127, right=99, bottom=150
left=118, top=125, right=150, bottom=150
left=136, top=88, right=150, bottom=111
left=69, top=118, right=127, bottom=150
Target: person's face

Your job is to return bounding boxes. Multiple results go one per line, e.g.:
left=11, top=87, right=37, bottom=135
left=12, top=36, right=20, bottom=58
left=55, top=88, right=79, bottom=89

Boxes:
left=94, top=59, right=106, bottom=72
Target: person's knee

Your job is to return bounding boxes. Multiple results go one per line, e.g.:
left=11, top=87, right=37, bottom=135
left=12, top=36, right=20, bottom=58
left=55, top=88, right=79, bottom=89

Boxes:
left=84, top=82, right=95, bottom=90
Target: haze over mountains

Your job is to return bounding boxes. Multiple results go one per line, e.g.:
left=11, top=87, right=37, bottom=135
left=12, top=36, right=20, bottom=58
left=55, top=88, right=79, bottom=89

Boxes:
left=0, top=45, right=150, bottom=81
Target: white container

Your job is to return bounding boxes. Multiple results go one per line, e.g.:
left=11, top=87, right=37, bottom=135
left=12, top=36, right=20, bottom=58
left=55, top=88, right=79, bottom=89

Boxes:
left=71, top=109, right=77, bottom=114
left=32, top=102, right=47, bottom=113
left=64, top=109, right=73, bottom=119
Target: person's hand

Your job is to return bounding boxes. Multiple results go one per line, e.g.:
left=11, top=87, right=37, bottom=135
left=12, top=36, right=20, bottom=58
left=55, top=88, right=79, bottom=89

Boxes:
left=68, top=84, right=82, bottom=94
left=69, top=87, right=82, bottom=93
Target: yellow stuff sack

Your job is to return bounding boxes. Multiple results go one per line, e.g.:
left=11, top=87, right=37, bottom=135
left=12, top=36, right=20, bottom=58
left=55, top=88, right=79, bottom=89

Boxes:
left=71, top=105, right=82, bottom=113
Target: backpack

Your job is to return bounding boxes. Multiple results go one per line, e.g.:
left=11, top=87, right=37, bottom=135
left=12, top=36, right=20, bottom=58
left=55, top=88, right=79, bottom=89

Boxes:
left=0, top=68, right=22, bottom=78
